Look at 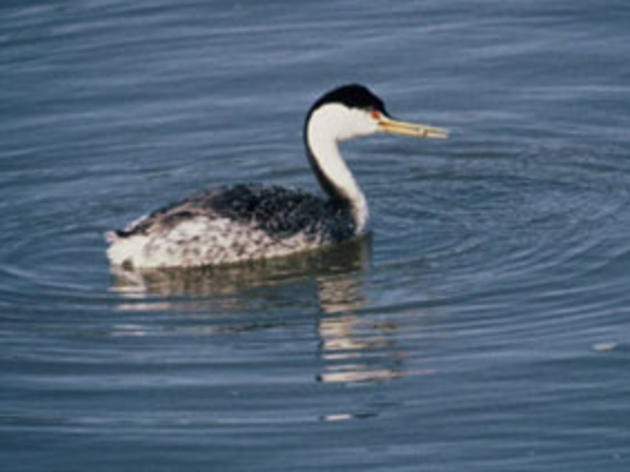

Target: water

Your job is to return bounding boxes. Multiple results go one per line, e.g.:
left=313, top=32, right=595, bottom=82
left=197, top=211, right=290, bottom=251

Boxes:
left=2, top=1, right=630, bottom=470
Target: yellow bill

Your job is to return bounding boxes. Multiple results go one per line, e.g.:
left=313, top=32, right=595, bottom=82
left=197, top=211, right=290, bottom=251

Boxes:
left=378, top=115, right=448, bottom=139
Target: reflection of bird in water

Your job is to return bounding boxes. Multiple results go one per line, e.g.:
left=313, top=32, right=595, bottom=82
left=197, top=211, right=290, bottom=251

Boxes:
left=106, top=84, right=447, bottom=269
left=317, top=314, right=409, bottom=384
left=110, top=233, right=431, bottom=386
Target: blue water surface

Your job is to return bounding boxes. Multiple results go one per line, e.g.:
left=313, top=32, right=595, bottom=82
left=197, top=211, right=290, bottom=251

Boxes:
left=1, top=1, right=629, bottom=470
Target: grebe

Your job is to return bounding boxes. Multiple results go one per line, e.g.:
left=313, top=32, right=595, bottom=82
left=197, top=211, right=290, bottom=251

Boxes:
left=106, top=84, right=447, bottom=268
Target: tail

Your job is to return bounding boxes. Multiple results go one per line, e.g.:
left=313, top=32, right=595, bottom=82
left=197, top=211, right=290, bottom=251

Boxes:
left=104, top=230, right=148, bottom=267
left=104, top=230, right=120, bottom=245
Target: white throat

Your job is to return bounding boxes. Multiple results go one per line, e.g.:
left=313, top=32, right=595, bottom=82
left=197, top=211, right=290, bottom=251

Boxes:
left=306, top=104, right=372, bottom=233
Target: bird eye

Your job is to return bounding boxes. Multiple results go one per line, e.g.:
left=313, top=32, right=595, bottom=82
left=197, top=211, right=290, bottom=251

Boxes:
left=370, top=110, right=381, bottom=119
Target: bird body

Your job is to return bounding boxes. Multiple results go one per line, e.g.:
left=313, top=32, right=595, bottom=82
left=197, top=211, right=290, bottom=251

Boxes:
left=106, top=184, right=355, bottom=268
left=106, top=84, right=446, bottom=269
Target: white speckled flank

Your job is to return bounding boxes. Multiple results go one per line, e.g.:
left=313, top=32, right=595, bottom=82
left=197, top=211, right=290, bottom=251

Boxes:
left=107, top=216, right=327, bottom=269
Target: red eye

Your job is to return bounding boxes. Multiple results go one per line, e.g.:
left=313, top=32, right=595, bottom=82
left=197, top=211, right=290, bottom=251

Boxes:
left=371, top=110, right=381, bottom=119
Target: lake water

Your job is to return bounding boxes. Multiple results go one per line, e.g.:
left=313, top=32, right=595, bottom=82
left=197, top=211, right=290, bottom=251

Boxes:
left=2, top=1, right=630, bottom=470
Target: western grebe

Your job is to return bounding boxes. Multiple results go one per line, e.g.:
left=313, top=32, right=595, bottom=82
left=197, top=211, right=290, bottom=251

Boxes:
left=106, top=84, right=447, bottom=268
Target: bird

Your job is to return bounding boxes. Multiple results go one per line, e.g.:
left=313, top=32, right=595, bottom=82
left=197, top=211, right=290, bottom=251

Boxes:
left=105, top=84, right=447, bottom=269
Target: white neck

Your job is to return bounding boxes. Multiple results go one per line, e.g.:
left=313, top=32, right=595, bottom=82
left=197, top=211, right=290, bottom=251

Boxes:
left=306, top=105, right=370, bottom=233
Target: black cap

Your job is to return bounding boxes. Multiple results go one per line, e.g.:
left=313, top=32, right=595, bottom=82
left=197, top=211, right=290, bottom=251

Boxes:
left=308, top=84, right=388, bottom=117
